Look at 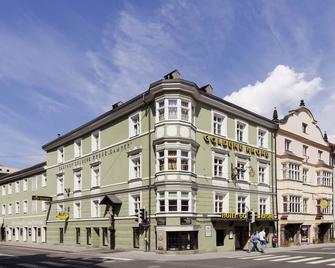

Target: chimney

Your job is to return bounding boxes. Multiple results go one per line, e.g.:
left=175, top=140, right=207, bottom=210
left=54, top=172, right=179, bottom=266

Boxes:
left=324, top=132, right=328, bottom=142
left=199, top=84, right=213, bottom=94
left=164, top=69, right=181, bottom=80
left=112, top=101, right=123, bottom=110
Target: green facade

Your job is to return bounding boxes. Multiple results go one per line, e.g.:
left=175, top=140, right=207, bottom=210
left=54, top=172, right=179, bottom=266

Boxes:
left=0, top=71, right=277, bottom=252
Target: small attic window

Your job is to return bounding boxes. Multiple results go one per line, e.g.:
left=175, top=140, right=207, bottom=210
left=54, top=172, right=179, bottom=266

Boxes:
left=302, top=123, right=308, bottom=134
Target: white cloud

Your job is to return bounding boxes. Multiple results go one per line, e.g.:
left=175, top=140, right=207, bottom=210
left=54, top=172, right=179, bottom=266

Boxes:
left=224, top=65, right=323, bottom=118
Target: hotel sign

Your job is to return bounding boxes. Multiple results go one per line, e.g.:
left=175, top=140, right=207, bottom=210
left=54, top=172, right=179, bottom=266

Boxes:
left=221, top=213, right=246, bottom=220
left=203, top=135, right=269, bottom=158
left=256, top=214, right=275, bottom=220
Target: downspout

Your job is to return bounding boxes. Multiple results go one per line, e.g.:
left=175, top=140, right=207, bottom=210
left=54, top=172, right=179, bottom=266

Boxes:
left=143, top=91, right=152, bottom=252
left=273, top=128, right=279, bottom=243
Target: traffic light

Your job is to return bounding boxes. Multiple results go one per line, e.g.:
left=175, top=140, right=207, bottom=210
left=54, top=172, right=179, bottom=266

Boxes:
left=247, top=211, right=253, bottom=222
left=135, top=208, right=139, bottom=222
left=140, top=208, right=145, bottom=223
left=254, top=212, right=258, bottom=222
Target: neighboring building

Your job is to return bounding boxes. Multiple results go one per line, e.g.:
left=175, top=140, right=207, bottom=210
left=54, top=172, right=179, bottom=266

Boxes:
left=274, top=101, right=334, bottom=246
left=0, top=162, right=48, bottom=243
left=0, top=166, right=20, bottom=178
left=40, top=70, right=277, bottom=252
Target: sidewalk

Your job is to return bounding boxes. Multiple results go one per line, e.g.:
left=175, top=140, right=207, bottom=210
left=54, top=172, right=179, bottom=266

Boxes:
left=1, top=241, right=334, bottom=261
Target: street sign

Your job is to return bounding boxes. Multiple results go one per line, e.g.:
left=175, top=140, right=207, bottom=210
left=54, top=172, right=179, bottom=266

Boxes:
left=32, top=195, right=52, bottom=201
left=56, top=212, right=69, bottom=220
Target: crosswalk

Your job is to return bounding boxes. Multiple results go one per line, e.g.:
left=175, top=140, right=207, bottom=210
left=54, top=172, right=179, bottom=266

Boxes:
left=236, top=254, right=335, bottom=266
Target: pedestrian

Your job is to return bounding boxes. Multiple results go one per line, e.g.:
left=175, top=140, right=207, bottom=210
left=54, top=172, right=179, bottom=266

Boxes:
left=250, top=232, right=259, bottom=252
left=259, top=229, right=267, bottom=253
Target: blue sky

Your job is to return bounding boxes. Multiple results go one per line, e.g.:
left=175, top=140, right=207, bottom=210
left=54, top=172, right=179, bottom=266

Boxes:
left=1, top=0, right=335, bottom=168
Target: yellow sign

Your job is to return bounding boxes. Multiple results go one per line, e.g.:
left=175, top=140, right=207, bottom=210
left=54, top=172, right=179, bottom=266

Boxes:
left=221, top=213, right=246, bottom=220
left=203, top=135, right=269, bottom=158
left=32, top=195, right=52, bottom=202
left=257, top=214, right=275, bottom=220
left=56, top=212, right=69, bottom=220
left=320, top=200, right=328, bottom=209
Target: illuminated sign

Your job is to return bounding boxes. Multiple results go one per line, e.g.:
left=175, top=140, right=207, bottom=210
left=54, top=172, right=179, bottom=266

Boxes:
left=56, top=212, right=69, bottom=220
left=256, top=214, right=275, bottom=220
left=203, top=135, right=269, bottom=158
left=221, top=213, right=246, bottom=220
left=320, top=200, right=329, bottom=209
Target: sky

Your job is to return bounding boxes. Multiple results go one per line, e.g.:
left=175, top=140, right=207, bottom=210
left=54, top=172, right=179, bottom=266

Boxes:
left=1, top=0, right=335, bottom=168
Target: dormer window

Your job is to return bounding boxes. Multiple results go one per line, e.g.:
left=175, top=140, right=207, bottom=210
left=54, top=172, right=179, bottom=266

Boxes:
left=302, top=123, right=308, bottom=134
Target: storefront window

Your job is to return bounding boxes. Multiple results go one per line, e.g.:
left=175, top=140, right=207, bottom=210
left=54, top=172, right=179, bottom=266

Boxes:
left=301, top=225, right=309, bottom=242
left=167, top=231, right=198, bottom=251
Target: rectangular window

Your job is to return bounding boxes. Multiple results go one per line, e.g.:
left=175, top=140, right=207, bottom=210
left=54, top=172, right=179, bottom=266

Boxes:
left=303, top=198, right=308, bottom=213
left=76, top=228, right=81, bottom=244
left=15, top=181, right=20, bottom=193
left=168, top=192, right=178, bottom=212
left=167, top=150, right=177, bottom=170
left=157, top=99, right=192, bottom=122
left=2, top=185, right=6, bottom=196
left=289, top=196, right=301, bottom=213
left=237, top=196, right=246, bottom=213
left=181, top=101, right=190, bottom=121
left=181, top=192, right=189, bottom=212
left=74, top=139, right=82, bottom=158
left=158, top=100, right=165, bottom=121
left=91, top=165, right=100, bottom=188
left=2, top=204, right=5, bottom=215
left=288, top=163, right=301, bottom=181
left=74, top=171, right=82, bottom=191
left=8, top=203, right=12, bottom=215
left=285, top=139, right=291, bottom=151
left=283, top=196, right=288, bottom=212
left=74, top=202, right=81, bottom=218
left=213, top=112, right=225, bottom=136
left=158, top=192, right=165, bottom=212
left=259, top=198, right=267, bottom=214
left=258, top=129, right=267, bottom=148
left=91, top=199, right=100, bottom=217
left=157, top=148, right=192, bottom=172
left=318, top=150, right=323, bottom=160
left=302, top=123, right=308, bottom=133
left=167, top=99, right=178, bottom=120
left=57, top=175, right=64, bottom=195
left=23, top=179, right=28, bottom=191
left=258, top=166, right=265, bottom=184
left=303, top=145, right=308, bottom=156
left=23, top=200, right=28, bottom=213
left=8, top=183, right=12, bottom=194
left=236, top=162, right=246, bottom=181
left=213, top=157, right=224, bottom=177
left=214, top=193, right=225, bottom=213
left=91, top=130, right=100, bottom=152
left=32, top=176, right=38, bottom=191
left=180, top=151, right=189, bottom=171
left=129, top=113, right=141, bottom=137
left=158, top=151, right=165, bottom=171
left=131, top=194, right=141, bottom=215
left=302, top=168, right=308, bottom=183
left=57, top=147, right=64, bottom=163
left=236, top=121, right=246, bottom=142
left=317, top=171, right=333, bottom=186
left=32, top=200, right=37, bottom=213
left=86, top=228, right=91, bottom=245
left=41, top=173, right=47, bottom=187
left=130, top=155, right=141, bottom=180
left=41, top=201, right=47, bottom=212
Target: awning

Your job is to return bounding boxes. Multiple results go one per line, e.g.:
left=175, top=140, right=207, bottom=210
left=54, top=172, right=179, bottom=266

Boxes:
left=100, top=195, right=122, bottom=205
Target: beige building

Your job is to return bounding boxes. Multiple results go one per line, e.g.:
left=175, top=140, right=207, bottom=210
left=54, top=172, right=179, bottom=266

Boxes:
left=274, top=100, right=334, bottom=246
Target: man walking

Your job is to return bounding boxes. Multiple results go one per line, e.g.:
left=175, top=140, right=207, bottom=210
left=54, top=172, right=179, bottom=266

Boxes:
left=259, top=229, right=267, bottom=253
left=250, top=232, right=259, bottom=252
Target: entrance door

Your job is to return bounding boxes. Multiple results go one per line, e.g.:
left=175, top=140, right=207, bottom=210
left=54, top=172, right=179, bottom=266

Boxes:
left=133, top=227, right=140, bottom=248
left=319, top=224, right=330, bottom=243
left=235, top=226, right=249, bottom=250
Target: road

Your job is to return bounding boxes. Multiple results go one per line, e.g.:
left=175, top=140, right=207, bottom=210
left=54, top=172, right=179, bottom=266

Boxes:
left=1, top=244, right=335, bottom=267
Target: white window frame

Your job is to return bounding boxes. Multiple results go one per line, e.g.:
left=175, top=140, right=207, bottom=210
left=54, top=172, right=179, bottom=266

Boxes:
left=74, top=170, right=82, bottom=192
left=32, top=200, right=37, bottom=213
left=8, top=183, right=12, bottom=195
left=156, top=191, right=195, bottom=213
left=57, top=175, right=64, bottom=195
left=156, top=148, right=193, bottom=173
left=91, top=130, right=100, bottom=152
left=23, top=179, right=28, bottom=191
left=8, top=203, right=12, bottom=215
left=91, top=165, right=100, bottom=188
left=235, top=158, right=249, bottom=182
left=31, top=176, right=38, bottom=191
left=57, top=147, right=64, bottom=163
left=129, top=154, right=141, bottom=180
left=2, top=185, right=6, bottom=196
left=236, top=194, right=249, bottom=214
left=287, top=163, right=301, bottom=181
left=258, top=162, right=269, bottom=184
left=213, top=192, right=229, bottom=213
left=259, top=197, right=268, bottom=214
left=41, top=201, right=47, bottom=212
left=15, top=181, right=20, bottom=193
left=41, top=173, right=47, bottom=187
left=303, top=145, right=308, bottom=156
left=156, top=98, right=193, bottom=123
left=73, top=201, right=81, bottom=219
left=212, top=110, right=227, bottom=136
left=129, top=112, right=141, bottom=138
left=236, top=120, right=248, bottom=143
left=285, top=139, right=291, bottom=151
left=212, top=152, right=228, bottom=178
left=129, top=193, right=141, bottom=216
left=23, top=200, right=28, bottom=214
left=15, top=201, right=20, bottom=214
left=74, top=139, right=82, bottom=158
left=91, top=199, right=100, bottom=218
left=257, top=127, right=268, bottom=148
left=1, top=204, right=6, bottom=215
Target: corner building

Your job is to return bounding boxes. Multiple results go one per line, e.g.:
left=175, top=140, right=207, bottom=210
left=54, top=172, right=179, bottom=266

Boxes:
left=42, top=70, right=277, bottom=252
left=275, top=101, right=334, bottom=246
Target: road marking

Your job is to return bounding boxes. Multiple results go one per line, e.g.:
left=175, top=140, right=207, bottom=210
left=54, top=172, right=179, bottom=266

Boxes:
left=327, top=263, right=335, bottom=266
left=101, top=256, right=133, bottom=261
left=253, top=255, right=289, bottom=260
left=40, top=261, right=68, bottom=267
left=239, top=254, right=275, bottom=259
left=288, top=257, right=323, bottom=263
left=308, top=258, right=335, bottom=264
left=0, top=253, right=14, bottom=257
left=270, top=256, right=305, bottom=262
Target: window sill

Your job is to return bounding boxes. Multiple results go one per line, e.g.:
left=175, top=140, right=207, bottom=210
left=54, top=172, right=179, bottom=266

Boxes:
left=212, top=176, right=228, bottom=182
left=57, top=193, right=64, bottom=197
left=90, top=186, right=100, bottom=190
left=235, top=180, right=250, bottom=185
left=257, top=183, right=270, bottom=187
left=73, top=189, right=82, bottom=194
left=128, top=177, right=142, bottom=183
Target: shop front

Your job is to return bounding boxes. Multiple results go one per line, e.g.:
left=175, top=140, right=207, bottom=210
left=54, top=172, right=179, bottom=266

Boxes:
left=317, top=222, right=332, bottom=243
left=280, top=223, right=302, bottom=246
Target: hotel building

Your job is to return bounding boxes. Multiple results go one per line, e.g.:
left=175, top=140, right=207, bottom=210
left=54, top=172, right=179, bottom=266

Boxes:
left=1, top=70, right=277, bottom=252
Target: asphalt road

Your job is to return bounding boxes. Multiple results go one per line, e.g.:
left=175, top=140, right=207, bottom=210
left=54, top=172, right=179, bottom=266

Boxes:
left=1, top=244, right=335, bottom=267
